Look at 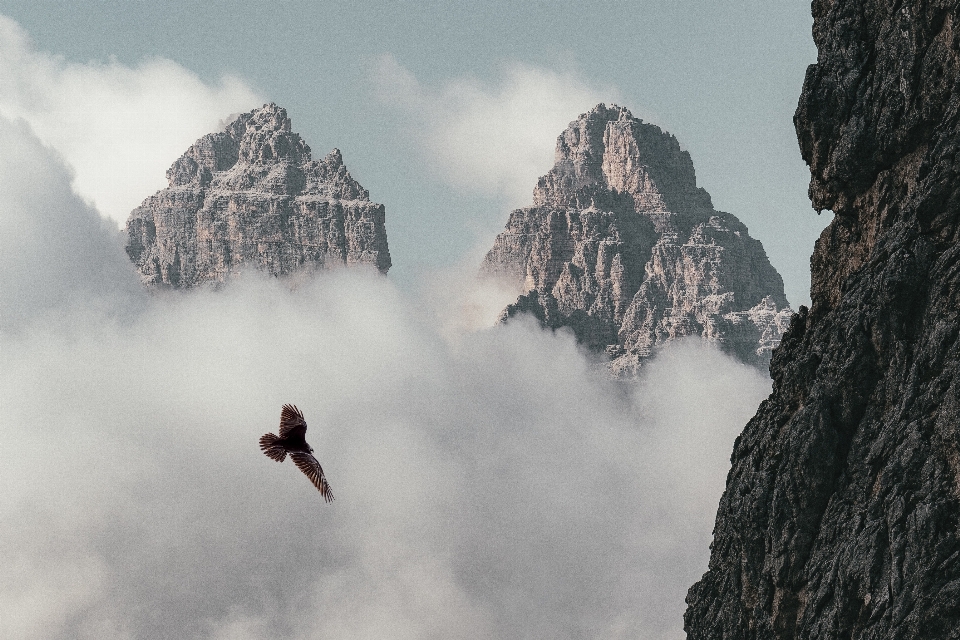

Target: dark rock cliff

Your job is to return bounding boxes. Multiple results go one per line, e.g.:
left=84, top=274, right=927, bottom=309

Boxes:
left=482, top=105, right=791, bottom=374
left=126, top=104, right=390, bottom=287
left=685, top=2, right=960, bottom=638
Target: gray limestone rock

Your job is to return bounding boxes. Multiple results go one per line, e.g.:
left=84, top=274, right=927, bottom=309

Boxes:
left=126, top=104, right=390, bottom=287
left=685, top=2, right=960, bottom=638
left=483, top=104, right=790, bottom=372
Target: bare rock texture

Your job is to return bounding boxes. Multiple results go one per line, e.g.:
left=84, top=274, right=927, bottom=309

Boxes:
left=685, top=2, right=960, bottom=638
left=126, top=104, right=390, bottom=287
left=482, top=105, right=791, bottom=372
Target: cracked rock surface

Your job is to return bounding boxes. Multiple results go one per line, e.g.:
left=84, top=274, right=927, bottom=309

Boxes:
left=126, top=103, right=390, bottom=287
left=685, top=2, right=960, bottom=638
left=482, top=104, right=791, bottom=373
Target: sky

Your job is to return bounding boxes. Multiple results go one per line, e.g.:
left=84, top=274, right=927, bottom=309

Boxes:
left=0, top=0, right=828, bottom=307
left=0, top=3, right=825, bottom=638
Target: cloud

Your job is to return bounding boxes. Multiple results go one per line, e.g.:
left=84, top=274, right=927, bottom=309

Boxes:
left=1, top=271, right=769, bottom=639
left=0, top=121, right=771, bottom=638
left=373, top=54, right=621, bottom=207
left=0, top=115, right=144, bottom=331
left=0, top=14, right=261, bottom=227
left=0, top=34, right=771, bottom=640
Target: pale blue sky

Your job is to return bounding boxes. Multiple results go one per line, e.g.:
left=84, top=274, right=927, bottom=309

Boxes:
left=1, top=0, right=828, bottom=306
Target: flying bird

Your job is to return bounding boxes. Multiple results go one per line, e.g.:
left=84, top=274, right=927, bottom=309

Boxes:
left=259, top=404, right=334, bottom=502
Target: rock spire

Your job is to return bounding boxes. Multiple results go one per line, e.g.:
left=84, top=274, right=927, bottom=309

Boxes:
left=126, top=103, right=390, bottom=287
left=482, top=104, right=791, bottom=373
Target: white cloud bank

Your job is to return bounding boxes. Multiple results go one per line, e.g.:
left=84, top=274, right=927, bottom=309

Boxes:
left=0, top=116, right=143, bottom=330
left=0, top=114, right=771, bottom=639
left=0, top=14, right=261, bottom=227
left=373, top=55, right=621, bottom=207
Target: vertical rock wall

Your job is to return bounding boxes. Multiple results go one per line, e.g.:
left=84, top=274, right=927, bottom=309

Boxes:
left=685, top=2, right=960, bottom=638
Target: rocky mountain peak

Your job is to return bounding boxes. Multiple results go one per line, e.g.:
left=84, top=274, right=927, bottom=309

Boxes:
left=484, top=104, right=790, bottom=374
left=234, top=103, right=311, bottom=165
left=127, top=104, right=390, bottom=287
left=165, top=103, right=311, bottom=189
left=532, top=103, right=713, bottom=227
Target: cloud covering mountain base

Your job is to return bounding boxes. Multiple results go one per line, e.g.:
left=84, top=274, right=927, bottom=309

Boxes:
left=1, top=281, right=768, bottom=639
left=0, top=99, right=771, bottom=640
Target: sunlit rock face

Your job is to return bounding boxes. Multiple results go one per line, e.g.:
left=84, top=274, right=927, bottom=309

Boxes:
left=685, top=2, right=960, bottom=638
left=482, top=104, right=791, bottom=373
left=125, top=103, right=391, bottom=287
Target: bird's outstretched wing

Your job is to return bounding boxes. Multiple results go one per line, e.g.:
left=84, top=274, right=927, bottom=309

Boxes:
left=279, top=404, right=307, bottom=438
left=290, top=452, right=334, bottom=502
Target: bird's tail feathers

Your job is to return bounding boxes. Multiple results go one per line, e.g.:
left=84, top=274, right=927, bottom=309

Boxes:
left=259, top=433, right=286, bottom=462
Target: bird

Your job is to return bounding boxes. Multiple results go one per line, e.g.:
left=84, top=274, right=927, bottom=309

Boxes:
left=259, top=404, right=334, bottom=502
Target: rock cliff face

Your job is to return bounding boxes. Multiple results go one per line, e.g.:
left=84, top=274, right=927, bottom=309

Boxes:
left=126, top=104, right=390, bottom=287
left=685, top=2, right=960, bottom=638
left=482, top=105, right=791, bottom=373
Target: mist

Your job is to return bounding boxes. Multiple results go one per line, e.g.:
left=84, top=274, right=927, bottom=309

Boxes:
left=372, top=54, right=619, bottom=210
left=2, top=278, right=770, bottom=639
left=0, top=14, right=259, bottom=227
left=0, top=85, right=772, bottom=640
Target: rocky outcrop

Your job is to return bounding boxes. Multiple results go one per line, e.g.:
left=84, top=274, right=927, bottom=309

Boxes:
left=482, top=105, right=791, bottom=373
left=126, top=104, right=390, bottom=287
left=685, top=2, right=960, bottom=639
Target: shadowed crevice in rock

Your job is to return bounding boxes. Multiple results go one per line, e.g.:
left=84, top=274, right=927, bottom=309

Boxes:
left=483, top=104, right=791, bottom=374
left=125, top=103, right=391, bottom=288
left=685, top=2, right=960, bottom=638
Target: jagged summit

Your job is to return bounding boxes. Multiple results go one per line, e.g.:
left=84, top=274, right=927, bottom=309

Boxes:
left=483, top=104, right=791, bottom=374
left=532, top=104, right=714, bottom=221
left=126, top=103, right=390, bottom=287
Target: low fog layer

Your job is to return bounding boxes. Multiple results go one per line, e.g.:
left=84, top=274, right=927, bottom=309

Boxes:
left=0, top=115, right=772, bottom=639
